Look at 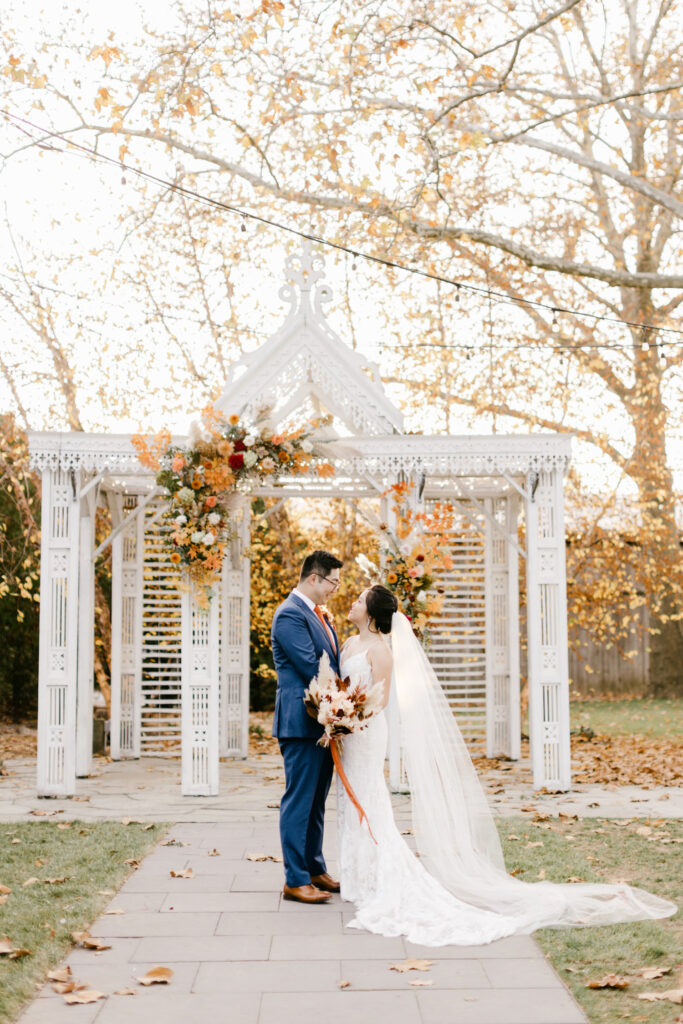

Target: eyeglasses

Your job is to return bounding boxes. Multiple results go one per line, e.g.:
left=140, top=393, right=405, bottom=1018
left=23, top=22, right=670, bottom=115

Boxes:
left=317, top=574, right=340, bottom=591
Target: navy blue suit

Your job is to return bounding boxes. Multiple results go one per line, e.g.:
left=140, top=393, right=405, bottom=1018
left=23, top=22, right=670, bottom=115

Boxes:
left=272, top=593, right=340, bottom=887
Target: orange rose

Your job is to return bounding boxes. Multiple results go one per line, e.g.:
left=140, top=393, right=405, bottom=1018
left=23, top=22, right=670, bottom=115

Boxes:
left=171, top=456, right=185, bottom=473
left=170, top=552, right=181, bottom=564
left=278, top=451, right=290, bottom=463
left=191, top=476, right=202, bottom=489
left=205, top=495, right=218, bottom=508
left=271, top=434, right=284, bottom=445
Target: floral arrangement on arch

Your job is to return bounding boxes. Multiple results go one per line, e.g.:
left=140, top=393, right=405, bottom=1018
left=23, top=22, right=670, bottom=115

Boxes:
left=357, top=481, right=454, bottom=639
left=132, top=406, right=334, bottom=600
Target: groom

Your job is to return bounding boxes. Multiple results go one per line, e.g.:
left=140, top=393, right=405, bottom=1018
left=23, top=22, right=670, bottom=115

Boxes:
left=271, top=549, right=343, bottom=904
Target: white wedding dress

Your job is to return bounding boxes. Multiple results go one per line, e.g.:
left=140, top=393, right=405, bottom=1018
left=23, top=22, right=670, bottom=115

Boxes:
left=337, top=649, right=519, bottom=945
left=337, top=627, right=677, bottom=947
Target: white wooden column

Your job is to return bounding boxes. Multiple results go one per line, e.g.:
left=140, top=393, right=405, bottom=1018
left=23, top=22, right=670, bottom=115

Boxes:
left=220, top=496, right=251, bottom=758
left=110, top=495, right=143, bottom=760
left=484, top=495, right=521, bottom=759
left=526, top=468, right=571, bottom=790
left=75, top=486, right=95, bottom=777
left=36, top=467, right=80, bottom=796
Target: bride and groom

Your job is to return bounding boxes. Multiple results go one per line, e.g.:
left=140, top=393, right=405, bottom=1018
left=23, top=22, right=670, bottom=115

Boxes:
left=271, top=549, right=675, bottom=944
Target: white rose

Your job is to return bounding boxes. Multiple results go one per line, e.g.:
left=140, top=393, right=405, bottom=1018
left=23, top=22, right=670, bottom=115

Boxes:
left=301, top=439, right=313, bottom=453
left=191, top=531, right=204, bottom=544
left=244, top=450, right=258, bottom=468
left=208, top=512, right=221, bottom=526
left=243, top=435, right=257, bottom=447
left=175, top=514, right=187, bottom=525
left=417, top=591, right=428, bottom=603
left=203, top=532, right=215, bottom=546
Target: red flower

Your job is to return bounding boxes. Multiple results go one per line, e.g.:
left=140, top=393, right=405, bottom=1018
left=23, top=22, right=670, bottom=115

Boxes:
left=228, top=452, right=244, bottom=469
left=233, top=440, right=246, bottom=452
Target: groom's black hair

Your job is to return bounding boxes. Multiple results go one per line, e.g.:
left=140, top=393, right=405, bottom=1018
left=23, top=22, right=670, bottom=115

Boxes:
left=300, top=549, right=343, bottom=581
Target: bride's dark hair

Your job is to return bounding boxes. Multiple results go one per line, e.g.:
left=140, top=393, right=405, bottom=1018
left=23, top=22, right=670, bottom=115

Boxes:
left=366, top=584, right=398, bottom=634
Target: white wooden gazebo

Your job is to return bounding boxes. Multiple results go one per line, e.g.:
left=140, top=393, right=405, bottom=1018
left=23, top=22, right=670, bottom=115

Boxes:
left=28, top=242, right=572, bottom=800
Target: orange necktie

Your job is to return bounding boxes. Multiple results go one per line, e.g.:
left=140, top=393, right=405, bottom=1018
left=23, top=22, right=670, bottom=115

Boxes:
left=314, top=605, right=337, bottom=652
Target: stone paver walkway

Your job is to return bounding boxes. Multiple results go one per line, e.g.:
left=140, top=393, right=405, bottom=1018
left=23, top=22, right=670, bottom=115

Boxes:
left=2, top=753, right=682, bottom=820
left=15, top=815, right=588, bottom=1024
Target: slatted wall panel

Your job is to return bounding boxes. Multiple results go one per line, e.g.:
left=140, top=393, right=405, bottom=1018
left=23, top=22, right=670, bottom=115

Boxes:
left=426, top=501, right=487, bottom=750
left=140, top=503, right=183, bottom=755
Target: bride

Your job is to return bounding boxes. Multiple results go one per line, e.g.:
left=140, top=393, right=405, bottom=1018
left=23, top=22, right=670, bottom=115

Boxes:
left=336, top=584, right=677, bottom=946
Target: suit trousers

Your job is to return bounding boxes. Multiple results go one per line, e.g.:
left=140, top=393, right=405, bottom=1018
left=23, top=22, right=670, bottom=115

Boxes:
left=278, top=737, right=334, bottom=887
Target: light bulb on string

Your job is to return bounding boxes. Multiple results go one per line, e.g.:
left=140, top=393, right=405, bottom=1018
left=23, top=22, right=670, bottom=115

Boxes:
left=551, top=309, right=560, bottom=334
left=240, top=216, right=247, bottom=233
left=454, top=284, right=461, bottom=303
left=641, top=327, right=650, bottom=351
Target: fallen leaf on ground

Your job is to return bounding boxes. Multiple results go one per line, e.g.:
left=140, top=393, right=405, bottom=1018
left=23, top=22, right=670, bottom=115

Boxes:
left=639, top=966, right=672, bottom=980
left=97, top=890, right=114, bottom=896
left=71, top=930, right=111, bottom=951
left=44, top=877, right=69, bottom=885
left=537, top=869, right=547, bottom=880
left=0, top=895, right=7, bottom=905
left=57, top=822, right=72, bottom=830
left=208, top=849, right=220, bottom=857
left=137, top=966, right=173, bottom=986
left=266, top=802, right=280, bottom=809
left=52, top=980, right=79, bottom=994
left=567, top=876, right=584, bottom=883
left=0, top=936, right=31, bottom=959
left=390, top=959, right=433, bottom=973
left=10, top=839, right=20, bottom=844
left=124, top=859, right=140, bottom=868
left=114, top=988, right=137, bottom=996
left=410, top=979, right=434, bottom=987
left=63, top=989, right=106, bottom=1005
left=586, top=974, right=629, bottom=989
left=121, top=818, right=141, bottom=826
left=161, top=839, right=188, bottom=847
left=142, top=823, right=155, bottom=830
left=30, top=808, right=63, bottom=816
left=47, top=967, right=72, bottom=983
left=245, top=853, right=282, bottom=862
left=0, top=884, right=11, bottom=895
left=525, top=841, right=544, bottom=849
left=169, top=868, right=194, bottom=879
left=338, top=979, right=350, bottom=989
left=22, top=877, right=39, bottom=887
left=639, top=988, right=683, bottom=1004
left=103, top=908, right=125, bottom=915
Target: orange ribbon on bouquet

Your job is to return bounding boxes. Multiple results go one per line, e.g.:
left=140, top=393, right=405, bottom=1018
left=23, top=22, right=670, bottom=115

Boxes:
left=330, top=738, right=378, bottom=845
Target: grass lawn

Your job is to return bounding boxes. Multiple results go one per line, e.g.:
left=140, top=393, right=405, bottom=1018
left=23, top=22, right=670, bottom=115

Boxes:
left=569, top=697, right=683, bottom=741
left=500, top=816, right=682, bottom=1024
left=0, top=821, right=166, bottom=1024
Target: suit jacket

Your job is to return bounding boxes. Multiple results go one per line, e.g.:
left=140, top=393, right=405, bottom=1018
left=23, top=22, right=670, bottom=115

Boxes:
left=271, top=592, right=340, bottom=739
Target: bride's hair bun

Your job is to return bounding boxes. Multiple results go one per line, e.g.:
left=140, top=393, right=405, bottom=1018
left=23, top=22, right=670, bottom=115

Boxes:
left=366, top=584, right=398, bottom=634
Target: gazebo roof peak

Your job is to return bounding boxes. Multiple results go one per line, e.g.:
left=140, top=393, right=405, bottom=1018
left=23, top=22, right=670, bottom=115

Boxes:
left=214, top=240, right=404, bottom=437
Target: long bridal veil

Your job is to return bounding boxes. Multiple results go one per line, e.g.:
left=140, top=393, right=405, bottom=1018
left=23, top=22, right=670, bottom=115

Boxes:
left=390, top=611, right=676, bottom=932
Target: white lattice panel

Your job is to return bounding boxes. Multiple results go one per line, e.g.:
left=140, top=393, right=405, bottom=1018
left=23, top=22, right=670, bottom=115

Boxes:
left=111, top=495, right=144, bottom=759
left=37, top=468, right=78, bottom=796
left=140, top=504, right=183, bottom=755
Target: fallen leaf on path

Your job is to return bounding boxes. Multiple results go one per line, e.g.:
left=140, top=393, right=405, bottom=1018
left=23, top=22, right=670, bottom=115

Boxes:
left=103, top=908, right=125, bottom=915
left=161, top=839, right=188, bottom=847
left=245, top=853, right=283, bottom=863
left=124, top=859, right=140, bottom=868
left=208, top=849, right=220, bottom=857
left=114, top=988, right=137, bottom=996
left=586, top=974, right=629, bottom=989
left=137, top=966, right=173, bottom=986
left=169, top=868, right=194, bottom=879
left=71, top=930, right=111, bottom=951
left=390, top=959, right=433, bottom=973
left=410, top=979, right=434, bottom=987
left=0, top=936, right=31, bottom=959
left=142, top=823, right=155, bottom=830
left=266, top=802, right=280, bottom=809
left=63, top=989, right=106, bottom=1005
left=338, top=979, right=350, bottom=989
left=47, top=967, right=72, bottom=983
left=30, top=808, right=63, bottom=816
left=121, top=818, right=141, bottom=826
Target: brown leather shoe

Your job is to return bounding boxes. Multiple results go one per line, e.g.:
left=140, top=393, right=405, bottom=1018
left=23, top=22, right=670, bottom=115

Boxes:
left=282, top=884, right=331, bottom=904
left=310, top=872, right=340, bottom=893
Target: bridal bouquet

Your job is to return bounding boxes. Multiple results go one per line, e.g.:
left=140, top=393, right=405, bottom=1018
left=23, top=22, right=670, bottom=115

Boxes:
left=304, top=652, right=384, bottom=843
left=303, top=651, right=385, bottom=748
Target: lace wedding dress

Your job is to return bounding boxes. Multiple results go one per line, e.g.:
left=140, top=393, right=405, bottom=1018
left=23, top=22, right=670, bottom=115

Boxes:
left=337, top=627, right=676, bottom=947
left=337, top=649, right=519, bottom=945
